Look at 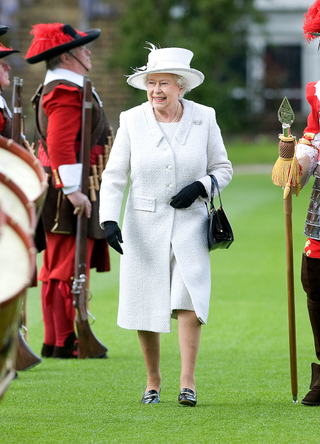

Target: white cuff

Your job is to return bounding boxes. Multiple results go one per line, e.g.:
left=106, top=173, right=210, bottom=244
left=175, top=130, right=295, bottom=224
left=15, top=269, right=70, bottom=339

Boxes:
left=62, top=184, right=80, bottom=194
left=58, top=164, right=82, bottom=195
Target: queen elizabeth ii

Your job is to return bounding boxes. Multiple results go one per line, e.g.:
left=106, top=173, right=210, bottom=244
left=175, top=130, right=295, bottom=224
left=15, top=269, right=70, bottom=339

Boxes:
left=100, top=43, right=233, bottom=406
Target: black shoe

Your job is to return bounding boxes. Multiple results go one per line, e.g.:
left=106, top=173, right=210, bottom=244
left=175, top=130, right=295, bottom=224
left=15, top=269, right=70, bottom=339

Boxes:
left=53, top=333, right=78, bottom=359
left=302, top=363, right=320, bottom=406
left=178, top=388, right=197, bottom=406
left=302, top=386, right=320, bottom=406
left=141, top=389, right=160, bottom=404
left=41, top=343, right=54, bottom=358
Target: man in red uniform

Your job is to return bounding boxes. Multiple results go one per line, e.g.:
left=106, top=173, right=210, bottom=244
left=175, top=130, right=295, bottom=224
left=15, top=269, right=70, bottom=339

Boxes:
left=25, top=23, right=111, bottom=359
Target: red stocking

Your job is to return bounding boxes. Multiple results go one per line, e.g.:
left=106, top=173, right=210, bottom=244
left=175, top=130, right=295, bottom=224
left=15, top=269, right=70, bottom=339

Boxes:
left=41, top=281, right=55, bottom=346
left=41, top=280, right=75, bottom=347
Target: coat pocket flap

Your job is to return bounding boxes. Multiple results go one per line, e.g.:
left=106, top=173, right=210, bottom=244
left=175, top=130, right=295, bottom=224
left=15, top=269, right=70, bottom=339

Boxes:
left=133, top=196, right=156, bottom=212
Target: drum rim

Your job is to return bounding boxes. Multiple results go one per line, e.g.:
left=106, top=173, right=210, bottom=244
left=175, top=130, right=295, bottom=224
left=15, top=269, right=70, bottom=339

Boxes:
left=0, top=171, right=37, bottom=233
left=0, top=212, right=37, bottom=306
left=0, top=136, right=48, bottom=190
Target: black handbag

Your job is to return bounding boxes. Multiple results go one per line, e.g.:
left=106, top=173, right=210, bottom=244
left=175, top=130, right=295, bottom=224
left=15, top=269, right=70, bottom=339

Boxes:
left=207, top=175, right=234, bottom=251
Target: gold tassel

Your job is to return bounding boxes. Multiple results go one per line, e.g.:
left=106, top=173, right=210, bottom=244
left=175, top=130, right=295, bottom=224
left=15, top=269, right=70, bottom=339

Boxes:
left=271, top=135, right=301, bottom=198
left=272, top=157, right=294, bottom=187
left=283, top=156, right=301, bottom=199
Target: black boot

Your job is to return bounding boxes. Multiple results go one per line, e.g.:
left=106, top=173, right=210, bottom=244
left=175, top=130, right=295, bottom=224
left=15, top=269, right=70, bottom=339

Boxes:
left=41, top=343, right=54, bottom=358
left=53, top=332, right=78, bottom=359
left=302, top=363, right=320, bottom=406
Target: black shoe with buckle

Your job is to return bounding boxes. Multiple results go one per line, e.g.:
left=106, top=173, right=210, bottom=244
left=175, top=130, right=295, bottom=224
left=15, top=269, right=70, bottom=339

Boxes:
left=141, top=389, right=160, bottom=404
left=178, top=388, right=197, bottom=406
left=53, top=332, right=78, bottom=359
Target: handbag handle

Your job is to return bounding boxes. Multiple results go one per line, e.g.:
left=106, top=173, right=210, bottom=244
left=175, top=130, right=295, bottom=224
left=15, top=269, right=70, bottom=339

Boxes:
left=209, top=175, right=223, bottom=209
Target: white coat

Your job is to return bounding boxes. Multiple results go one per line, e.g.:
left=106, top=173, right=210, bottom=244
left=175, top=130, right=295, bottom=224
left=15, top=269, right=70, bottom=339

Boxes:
left=99, top=99, right=233, bottom=333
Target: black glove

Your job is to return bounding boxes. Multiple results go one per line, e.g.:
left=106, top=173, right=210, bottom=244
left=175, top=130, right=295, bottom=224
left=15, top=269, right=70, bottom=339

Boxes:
left=103, top=221, right=123, bottom=255
left=170, top=181, right=207, bottom=209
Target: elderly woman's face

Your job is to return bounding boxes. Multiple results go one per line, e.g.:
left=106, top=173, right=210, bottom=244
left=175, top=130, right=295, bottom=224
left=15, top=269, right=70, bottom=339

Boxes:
left=0, top=59, right=10, bottom=91
left=147, top=73, right=183, bottom=113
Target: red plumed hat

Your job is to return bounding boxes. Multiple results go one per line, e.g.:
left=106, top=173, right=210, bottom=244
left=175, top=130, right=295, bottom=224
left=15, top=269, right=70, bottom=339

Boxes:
left=25, top=23, right=100, bottom=64
left=303, top=0, right=320, bottom=42
left=0, top=42, right=20, bottom=59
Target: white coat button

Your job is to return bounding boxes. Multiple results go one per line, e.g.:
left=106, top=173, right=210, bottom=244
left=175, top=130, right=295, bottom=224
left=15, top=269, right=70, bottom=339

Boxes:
left=167, top=165, right=173, bottom=170
left=168, top=184, right=174, bottom=190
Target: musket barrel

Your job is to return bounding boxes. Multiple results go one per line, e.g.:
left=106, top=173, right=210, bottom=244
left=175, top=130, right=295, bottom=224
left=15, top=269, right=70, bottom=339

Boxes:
left=72, top=78, right=108, bottom=358
left=11, top=77, right=23, bottom=143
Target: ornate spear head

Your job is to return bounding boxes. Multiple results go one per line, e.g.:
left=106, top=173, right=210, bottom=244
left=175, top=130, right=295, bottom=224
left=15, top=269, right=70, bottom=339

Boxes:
left=278, top=96, right=295, bottom=137
left=273, top=96, right=300, bottom=198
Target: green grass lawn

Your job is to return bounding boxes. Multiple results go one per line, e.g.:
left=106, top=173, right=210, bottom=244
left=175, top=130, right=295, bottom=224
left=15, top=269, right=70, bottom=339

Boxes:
left=226, top=135, right=279, bottom=165
left=2, top=150, right=320, bottom=443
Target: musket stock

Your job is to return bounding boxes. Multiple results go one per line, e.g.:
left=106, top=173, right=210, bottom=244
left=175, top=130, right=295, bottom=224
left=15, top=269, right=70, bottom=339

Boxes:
left=72, top=78, right=108, bottom=359
left=15, top=329, right=42, bottom=371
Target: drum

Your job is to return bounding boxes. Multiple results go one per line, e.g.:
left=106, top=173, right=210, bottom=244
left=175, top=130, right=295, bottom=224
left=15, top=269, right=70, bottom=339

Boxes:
left=0, top=212, right=36, bottom=401
left=0, top=136, right=48, bottom=220
left=0, top=172, right=37, bottom=236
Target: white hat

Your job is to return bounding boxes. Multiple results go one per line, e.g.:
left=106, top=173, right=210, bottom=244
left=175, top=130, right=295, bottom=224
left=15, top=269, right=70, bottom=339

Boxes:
left=127, top=43, right=204, bottom=91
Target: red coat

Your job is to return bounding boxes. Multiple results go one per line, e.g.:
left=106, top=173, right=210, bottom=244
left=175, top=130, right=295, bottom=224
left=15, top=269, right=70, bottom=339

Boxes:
left=38, top=83, right=110, bottom=284
left=37, top=84, right=104, bottom=184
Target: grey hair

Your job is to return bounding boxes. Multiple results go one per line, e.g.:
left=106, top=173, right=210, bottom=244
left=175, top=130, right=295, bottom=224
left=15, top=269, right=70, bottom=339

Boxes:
left=144, top=73, right=191, bottom=96
left=45, top=54, right=62, bottom=71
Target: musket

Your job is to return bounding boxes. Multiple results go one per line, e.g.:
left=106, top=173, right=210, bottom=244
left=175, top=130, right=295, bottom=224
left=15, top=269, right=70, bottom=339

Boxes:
left=15, top=327, right=42, bottom=371
left=72, top=77, right=108, bottom=359
left=11, top=77, right=35, bottom=155
left=272, top=97, right=300, bottom=403
left=11, top=78, right=42, bottom=370
left=11, top=77, right=22, bottom=143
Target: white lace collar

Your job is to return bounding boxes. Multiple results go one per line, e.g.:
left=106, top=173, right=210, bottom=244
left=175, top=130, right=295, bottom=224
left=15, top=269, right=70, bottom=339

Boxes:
left=43, top=68, right=103, bottom=107
left=44, top=68, right=84, bottom=87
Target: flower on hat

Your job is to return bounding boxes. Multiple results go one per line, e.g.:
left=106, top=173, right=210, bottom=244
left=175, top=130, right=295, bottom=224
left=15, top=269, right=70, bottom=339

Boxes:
left=303, top=0, right=320, bottom=42
left=25, top=23, right=86, bottom=59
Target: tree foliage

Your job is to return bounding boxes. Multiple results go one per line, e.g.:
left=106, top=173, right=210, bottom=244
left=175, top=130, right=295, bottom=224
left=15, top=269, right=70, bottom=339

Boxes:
left=107, top=0, right=263, bottom=132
